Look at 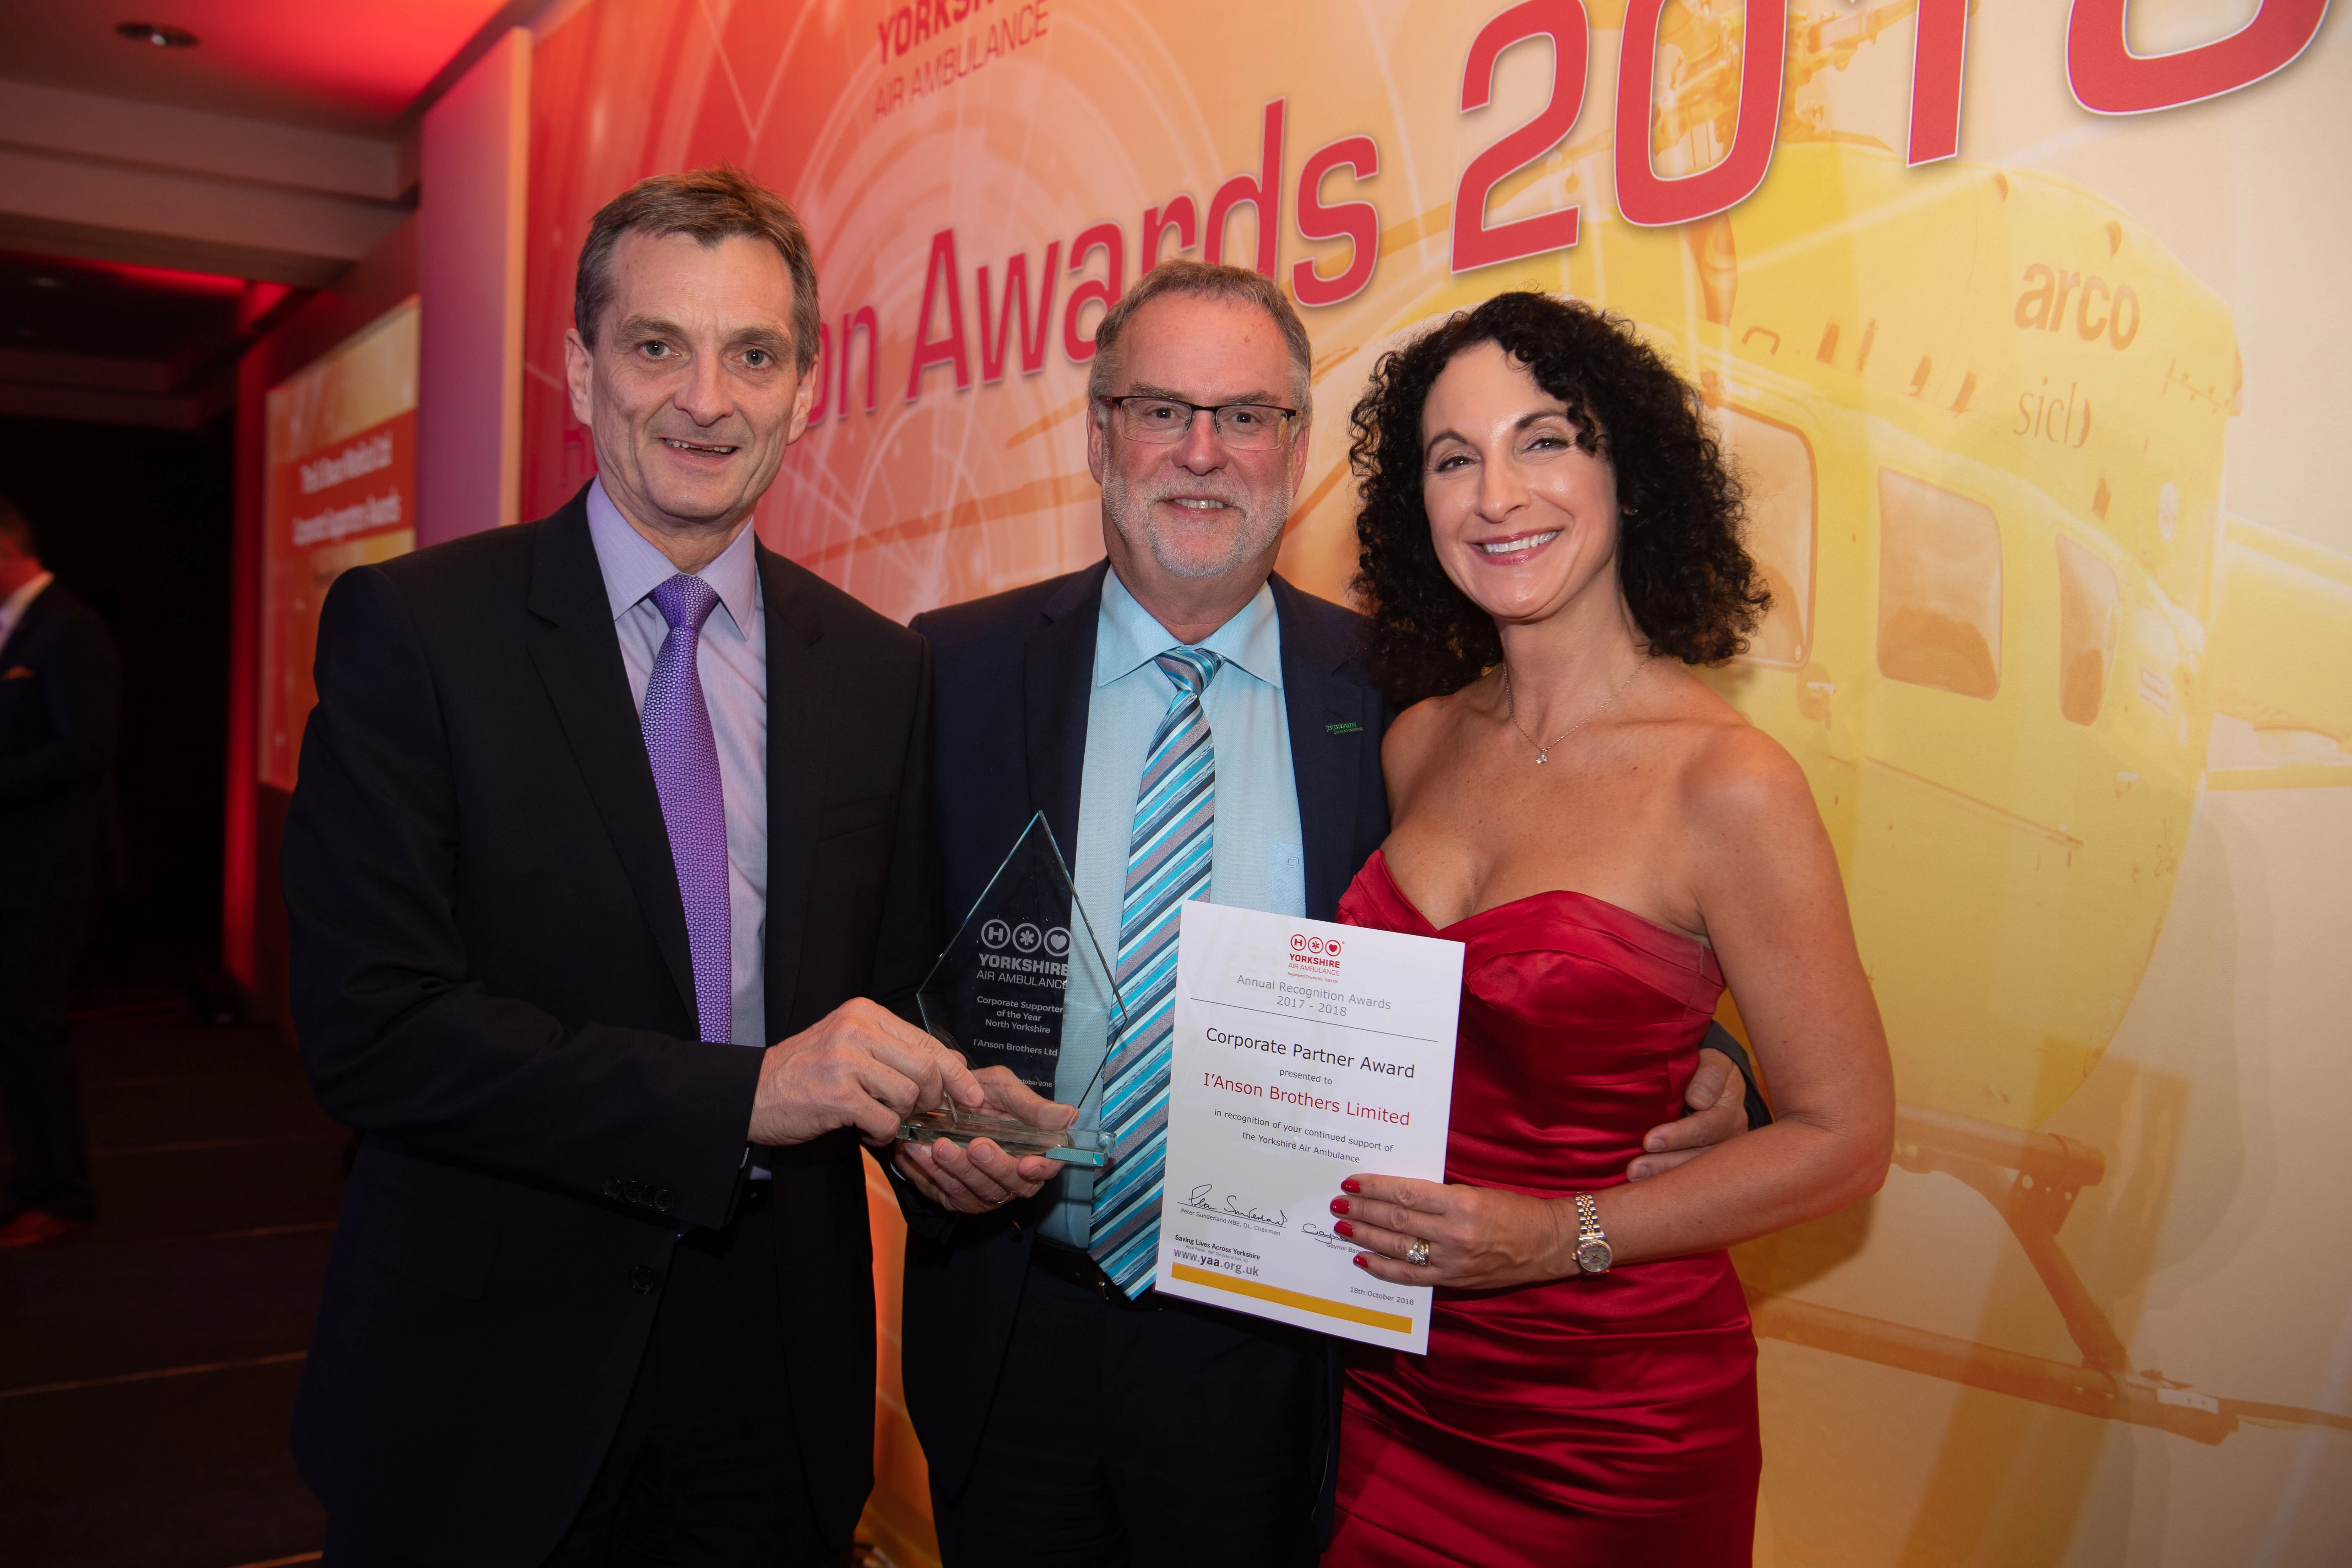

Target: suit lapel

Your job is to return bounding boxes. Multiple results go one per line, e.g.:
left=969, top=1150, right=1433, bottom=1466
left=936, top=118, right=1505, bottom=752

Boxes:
left=1024, top=562, right=1107, bottom=856
left=1271, top=574, right=1376, bottom=923
left=0, top=584, right=55, bottom=667
left=759, top=543, right=825, bottom=1036
left=524, top=498, right=699, bottom=1024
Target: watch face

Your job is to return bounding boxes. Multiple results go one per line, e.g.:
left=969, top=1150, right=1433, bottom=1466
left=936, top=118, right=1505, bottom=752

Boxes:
left=1576, top=1239, right=1612, bottom=1274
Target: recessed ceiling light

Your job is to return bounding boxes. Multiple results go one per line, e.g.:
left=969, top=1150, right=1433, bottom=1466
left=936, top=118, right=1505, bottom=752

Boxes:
left=116, top=22, right=200, bottom=49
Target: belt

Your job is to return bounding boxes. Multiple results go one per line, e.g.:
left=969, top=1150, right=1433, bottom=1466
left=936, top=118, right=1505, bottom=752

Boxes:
left=1029, top=1241, right=1162, bottom=1308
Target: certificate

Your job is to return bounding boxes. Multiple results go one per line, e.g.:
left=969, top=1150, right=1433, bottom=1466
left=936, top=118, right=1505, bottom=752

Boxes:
left=1153, top=901, right=1463, bottom=1353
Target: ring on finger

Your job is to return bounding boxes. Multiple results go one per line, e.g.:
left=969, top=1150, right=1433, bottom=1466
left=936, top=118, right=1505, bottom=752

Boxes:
left=1406, top=1237, right=1431, bottom=1267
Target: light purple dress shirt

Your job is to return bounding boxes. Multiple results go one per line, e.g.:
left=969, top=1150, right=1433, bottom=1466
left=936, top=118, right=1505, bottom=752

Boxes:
left=585, top=479, right=770, bottom=1056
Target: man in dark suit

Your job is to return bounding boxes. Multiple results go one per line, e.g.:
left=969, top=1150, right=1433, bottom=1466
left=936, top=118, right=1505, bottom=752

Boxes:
left=0, top=497, right=120, bottom=1250
left=282, top=168, right=994, bottom=1568
left=888, top=263, right=1763, bottom=1566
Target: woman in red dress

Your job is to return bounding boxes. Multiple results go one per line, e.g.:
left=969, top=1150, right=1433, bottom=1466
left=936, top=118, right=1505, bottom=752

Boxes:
left=1320, top=294, right=1894, bottom=1566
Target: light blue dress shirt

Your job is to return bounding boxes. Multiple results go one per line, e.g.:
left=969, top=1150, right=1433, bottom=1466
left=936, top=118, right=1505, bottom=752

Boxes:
left=1040, top=567, right=1306, bottom=1248
left=0, top=570, right=52, bottom=653
left=585, top=479, right=769, bottom=1056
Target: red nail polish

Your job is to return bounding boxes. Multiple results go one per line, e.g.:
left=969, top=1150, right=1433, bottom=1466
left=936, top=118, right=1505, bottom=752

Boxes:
left=1333, top=1220, right=1355, bottom=1238
left=1342, top=1178, right=1362, bottom=1194
left=1329, top=1198, right=1350, bottom=1216
left=1352, top=1253, right=1369, bottom=1269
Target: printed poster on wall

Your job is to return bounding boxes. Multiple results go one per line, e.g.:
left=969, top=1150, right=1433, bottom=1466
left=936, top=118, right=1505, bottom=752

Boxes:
left=259, top=298, right=419, bottom=793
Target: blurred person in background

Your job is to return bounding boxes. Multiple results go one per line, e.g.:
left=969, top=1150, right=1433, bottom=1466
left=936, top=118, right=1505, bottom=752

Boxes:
left=0, top=494, right=120, bottom=1250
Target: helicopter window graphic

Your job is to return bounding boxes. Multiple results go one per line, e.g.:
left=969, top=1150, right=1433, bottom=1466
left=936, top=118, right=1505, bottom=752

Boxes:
left=1715, top=407, right=1815, bottom=668
left=1876, top=469, right=2004, bottom=700
left=2055, top=534, right=2121, bottom=727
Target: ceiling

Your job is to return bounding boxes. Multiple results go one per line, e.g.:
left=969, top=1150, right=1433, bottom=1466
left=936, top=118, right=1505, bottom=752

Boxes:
left=0, top=0, right=544, bottom=425
left=0, top=250, right=245, bottom=362
left=0, top=246, right=301, bottom=427
left=0, top=0, right=519, bottom=135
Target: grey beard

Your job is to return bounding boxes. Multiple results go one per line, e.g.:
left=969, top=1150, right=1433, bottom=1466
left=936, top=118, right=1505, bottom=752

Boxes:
left=1102, top=467, right=1291, bottom=582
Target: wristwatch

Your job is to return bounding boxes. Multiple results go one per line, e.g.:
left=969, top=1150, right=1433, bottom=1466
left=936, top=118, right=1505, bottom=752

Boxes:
left=1571, top=1192, right=1612, bottom=1276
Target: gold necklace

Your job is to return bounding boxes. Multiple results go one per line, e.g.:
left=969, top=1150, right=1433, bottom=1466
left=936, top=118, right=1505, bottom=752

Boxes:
left=1501, top=658, right=1643, bottom=765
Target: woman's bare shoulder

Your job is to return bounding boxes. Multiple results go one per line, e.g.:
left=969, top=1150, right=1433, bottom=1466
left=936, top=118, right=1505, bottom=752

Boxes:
left=1382, top=686, right=1473, bottom=801
left=1383, top=687, right=1457, bottom=762
left=1672, top=706, right=1818, bottom=838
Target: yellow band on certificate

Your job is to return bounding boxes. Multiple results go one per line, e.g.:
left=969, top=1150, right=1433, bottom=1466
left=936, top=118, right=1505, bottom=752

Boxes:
left=1167, top=1263, right=1414, bottom=1335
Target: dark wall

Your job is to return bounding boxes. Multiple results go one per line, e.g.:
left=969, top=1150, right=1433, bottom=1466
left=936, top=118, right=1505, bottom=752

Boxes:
left=0, top=413, right=234, bottom=988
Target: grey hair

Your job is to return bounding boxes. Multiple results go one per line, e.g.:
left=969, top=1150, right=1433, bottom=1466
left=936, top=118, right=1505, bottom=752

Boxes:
left=1086, top=259, right=1312, bottom=421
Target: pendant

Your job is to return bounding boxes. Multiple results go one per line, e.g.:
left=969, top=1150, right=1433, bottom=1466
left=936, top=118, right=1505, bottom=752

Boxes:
left=1536, top=750, right=1549, bottom=764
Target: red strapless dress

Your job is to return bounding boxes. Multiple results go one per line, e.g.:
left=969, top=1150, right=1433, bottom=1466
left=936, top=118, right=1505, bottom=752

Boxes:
left=1322, top=852, right=1759, bottom=1568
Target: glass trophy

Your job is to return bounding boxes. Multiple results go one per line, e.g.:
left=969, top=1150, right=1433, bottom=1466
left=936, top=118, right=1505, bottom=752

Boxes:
left=896, top=811, right=1124, bottom=1168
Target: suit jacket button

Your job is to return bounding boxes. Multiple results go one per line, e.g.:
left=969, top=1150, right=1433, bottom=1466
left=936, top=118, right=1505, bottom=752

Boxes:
left=629, top=1265, right=658, bottom=1294
left=654, top=1189, right=675, bottom=1213
left=603, top=1178, right=624, bottom=1201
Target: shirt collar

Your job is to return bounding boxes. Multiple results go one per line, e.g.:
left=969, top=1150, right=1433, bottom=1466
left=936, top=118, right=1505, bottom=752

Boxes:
left=0, top=571, right=53, bottom=630
left=585, top=477, right=760, bottom=639
left=1095, top=565, right=1283, bottom=691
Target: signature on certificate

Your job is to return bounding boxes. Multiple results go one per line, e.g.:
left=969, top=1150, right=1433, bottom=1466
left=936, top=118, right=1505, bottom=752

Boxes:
left=1298, top=1222, right=1359, bottom=1253
left=1185, top=1182, right=1289, bottom=1228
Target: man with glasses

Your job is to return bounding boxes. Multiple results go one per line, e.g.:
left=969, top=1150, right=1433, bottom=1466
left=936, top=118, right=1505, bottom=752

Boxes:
left=888, top=261, right=1759, bottom=1565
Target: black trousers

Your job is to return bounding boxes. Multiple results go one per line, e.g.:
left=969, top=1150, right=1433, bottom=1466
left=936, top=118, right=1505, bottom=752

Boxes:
left=931, top=1249, right=1318, bottom=1568
left=0, top=896, right=97, bottom=1221
left=546, top=1185, right=836, bottom=1567
left=324, top=1184, right=834, bottom=1568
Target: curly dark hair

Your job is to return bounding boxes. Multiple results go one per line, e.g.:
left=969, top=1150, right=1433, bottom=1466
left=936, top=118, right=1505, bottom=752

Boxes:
left=1348, top=292, right=1767, bottom=707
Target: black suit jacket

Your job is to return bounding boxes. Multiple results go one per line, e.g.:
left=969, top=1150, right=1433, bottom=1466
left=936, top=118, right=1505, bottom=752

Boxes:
left=281, top=488, right=934, bottom=1566
left=901, top=562, right=1393, bottom=1530
left=0, top=580, right=121, bottom=909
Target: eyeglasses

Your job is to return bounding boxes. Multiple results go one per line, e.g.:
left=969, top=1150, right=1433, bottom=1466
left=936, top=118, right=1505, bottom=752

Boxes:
left=1099, top=395, right=1298, bottom=452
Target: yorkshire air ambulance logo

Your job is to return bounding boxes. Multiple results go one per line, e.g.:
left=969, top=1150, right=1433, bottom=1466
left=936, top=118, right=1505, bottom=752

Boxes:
left=1288, top=931, right=1342, bottom=978
left=981, top=918, right=1068, bottom=957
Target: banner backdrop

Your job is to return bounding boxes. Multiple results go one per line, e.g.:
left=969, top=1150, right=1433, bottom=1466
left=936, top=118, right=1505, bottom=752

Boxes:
left=260, top=298, right=419, bottom=793
left=521, top=3, right=2352, bottom=1561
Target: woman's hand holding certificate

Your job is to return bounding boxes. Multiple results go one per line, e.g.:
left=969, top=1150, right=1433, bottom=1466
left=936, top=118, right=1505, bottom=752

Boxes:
left=1329, top=1174, right=1578, bottom=1291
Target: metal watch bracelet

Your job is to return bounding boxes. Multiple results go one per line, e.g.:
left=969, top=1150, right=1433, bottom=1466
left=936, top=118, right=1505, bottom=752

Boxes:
left=1571, top=1191, right=1613, bottom=1276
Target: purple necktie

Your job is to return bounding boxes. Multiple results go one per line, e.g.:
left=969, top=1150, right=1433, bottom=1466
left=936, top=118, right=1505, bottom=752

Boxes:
left=642, top=574, right=731, bottom=1045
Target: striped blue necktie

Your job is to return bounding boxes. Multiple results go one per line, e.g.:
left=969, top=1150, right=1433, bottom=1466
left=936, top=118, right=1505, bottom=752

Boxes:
left=1089, top=646, right=1222, bottom=1296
